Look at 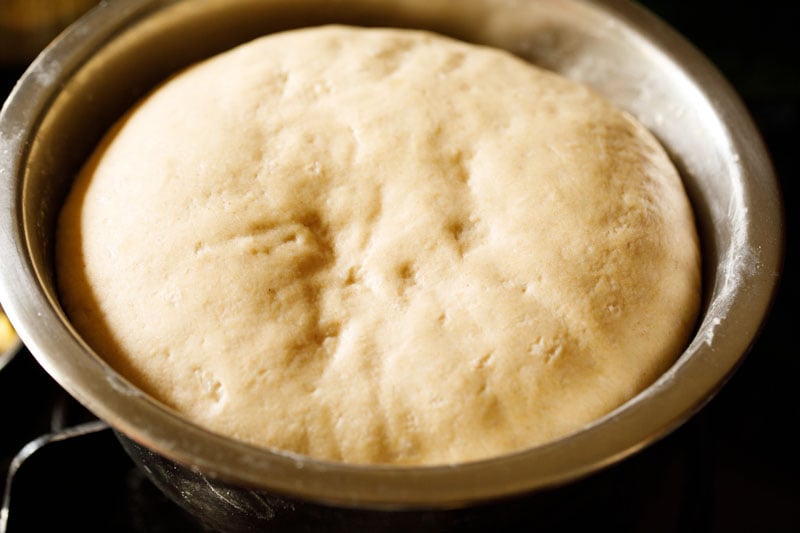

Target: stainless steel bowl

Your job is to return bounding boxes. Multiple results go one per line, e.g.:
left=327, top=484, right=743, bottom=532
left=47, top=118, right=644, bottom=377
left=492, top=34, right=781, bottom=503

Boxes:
left=0, top=0, right=783, bottom=528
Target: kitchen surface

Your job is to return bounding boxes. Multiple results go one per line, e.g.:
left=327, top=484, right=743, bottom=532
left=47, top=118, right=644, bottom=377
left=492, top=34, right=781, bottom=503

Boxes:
left=1, top=1, right=797, bottom=531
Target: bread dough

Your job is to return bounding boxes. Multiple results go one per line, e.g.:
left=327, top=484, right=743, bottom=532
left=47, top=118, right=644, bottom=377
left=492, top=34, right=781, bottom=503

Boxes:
left=56, top=26, right=701, bottom=465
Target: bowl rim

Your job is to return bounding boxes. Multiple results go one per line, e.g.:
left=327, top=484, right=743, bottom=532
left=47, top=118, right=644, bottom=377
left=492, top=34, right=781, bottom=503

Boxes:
left=0, top=0, right=784, bottom=508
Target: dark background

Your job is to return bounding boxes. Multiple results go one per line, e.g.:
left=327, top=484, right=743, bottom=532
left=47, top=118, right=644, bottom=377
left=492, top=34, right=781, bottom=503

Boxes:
left=638, top=0, right=799, bottom=529
left=1, top=1, right=798, bottom=531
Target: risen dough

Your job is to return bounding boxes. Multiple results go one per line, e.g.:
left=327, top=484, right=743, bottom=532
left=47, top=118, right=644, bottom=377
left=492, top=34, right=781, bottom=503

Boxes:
left=56, top=26, right=701, bottom=465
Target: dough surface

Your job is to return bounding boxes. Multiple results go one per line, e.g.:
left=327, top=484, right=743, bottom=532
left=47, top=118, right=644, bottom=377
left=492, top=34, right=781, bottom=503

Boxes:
left=56, top=26, right=701, bottom=465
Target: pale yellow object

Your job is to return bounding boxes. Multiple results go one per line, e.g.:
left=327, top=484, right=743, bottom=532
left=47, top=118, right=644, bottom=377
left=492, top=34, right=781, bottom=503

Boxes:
left=56, top=26, right=701, bottom=465
left=0, top=310, right=17, bottom=353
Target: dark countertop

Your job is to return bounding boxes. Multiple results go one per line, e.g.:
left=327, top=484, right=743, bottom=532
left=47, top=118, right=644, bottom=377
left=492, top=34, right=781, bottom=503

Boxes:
left=640, top=1, right=799, bottom=530
left=1, top=1, right=797, bottom=531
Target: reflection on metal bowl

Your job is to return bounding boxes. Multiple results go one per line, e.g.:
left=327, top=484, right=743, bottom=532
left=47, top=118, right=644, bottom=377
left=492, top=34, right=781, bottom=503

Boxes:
left=0, top=0, right=783, bottom=530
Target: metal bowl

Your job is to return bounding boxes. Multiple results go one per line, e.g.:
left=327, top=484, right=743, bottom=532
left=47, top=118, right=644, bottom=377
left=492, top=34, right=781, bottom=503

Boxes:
left=0, top=0, right=783, bottom=528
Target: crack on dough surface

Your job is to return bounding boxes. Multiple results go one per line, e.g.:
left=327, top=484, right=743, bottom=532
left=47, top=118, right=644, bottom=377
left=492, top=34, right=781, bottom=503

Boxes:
left=55, top=26, right=701, bottom=465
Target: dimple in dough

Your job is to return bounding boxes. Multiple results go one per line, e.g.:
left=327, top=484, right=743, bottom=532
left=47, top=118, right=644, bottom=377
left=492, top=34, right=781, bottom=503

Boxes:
left=56, top=26, right=701, bottom=465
